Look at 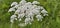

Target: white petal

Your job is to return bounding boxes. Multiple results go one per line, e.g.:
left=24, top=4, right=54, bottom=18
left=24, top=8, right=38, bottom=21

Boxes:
left=41, top=9, right=48, bottom=14
left=32, top=1, right=40, bottom=4
left=10, top=15, right=17, bottom=19
left=14, top=9, right=20, bottom=14
left=11, top=2, right=18, bottom=7
left=8, top=8, right=15, bottom=12
left=18, top=13, right=25, bottom=22
left=36, top=15, right=43, bottom=21
left=19, top=0, right=26, bottom=6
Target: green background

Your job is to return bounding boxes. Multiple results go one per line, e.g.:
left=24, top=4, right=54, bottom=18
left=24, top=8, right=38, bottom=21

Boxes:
left=0, top=0, right=60, bottom=28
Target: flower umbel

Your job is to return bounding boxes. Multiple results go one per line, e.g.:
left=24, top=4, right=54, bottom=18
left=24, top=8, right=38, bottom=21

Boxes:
left=8, top=0, right=48, bottom=27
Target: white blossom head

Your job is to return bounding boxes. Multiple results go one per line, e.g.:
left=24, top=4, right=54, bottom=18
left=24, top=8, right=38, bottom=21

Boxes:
left=8, top=0, right=48, bottom=27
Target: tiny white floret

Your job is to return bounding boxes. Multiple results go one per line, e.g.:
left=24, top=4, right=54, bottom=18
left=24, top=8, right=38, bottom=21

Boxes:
left=11, top=2, right=18, bottom=7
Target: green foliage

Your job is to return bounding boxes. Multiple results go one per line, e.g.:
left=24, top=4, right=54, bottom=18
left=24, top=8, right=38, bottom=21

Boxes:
left=0, top=0, right=60, bottom=28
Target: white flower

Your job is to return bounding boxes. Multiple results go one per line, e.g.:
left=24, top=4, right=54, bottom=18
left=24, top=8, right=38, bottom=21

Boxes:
left=10, top=15, right=17, bottom=19
left=36, top=15, right=43, bottom=21
left=26, top=12, right=34, bottom=17
left=25, top=2, right=32, bottom=6
left=40, top=6, right=45, bottom=10
left=32, top=9, right=40, bottom=15
left=8, top=8, right=15, bottom=12
left=32, top=1, right=40, bottom=4
left=31, top=5, right=37, bottom=9
left=25, top=17, right=32, bottom=24
left=36, top=6, right=41, bottom=10
left=19, top=0, right=26, bottom=6
left=13, top=5, right=19, bottom=9
left=18, top=13, right=25, bottom=21
left=41, top=10, right=47, bottom=14
left=14, top=9, right=20, bottom=14
left=43, top=14, right=48, bottom=16
left=10, top=14, right=17, bottom=23
left=11, top=2, right=18, bottom=7
left=8, top=0, right=48, bottom=26
left=18, top=13, right=25, bottom=19
left=41, top=9, right=48, bottom=16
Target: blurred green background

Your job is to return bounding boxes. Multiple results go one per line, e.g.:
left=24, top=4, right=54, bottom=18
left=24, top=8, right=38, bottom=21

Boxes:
left=0, top=0, right=60, bottom=28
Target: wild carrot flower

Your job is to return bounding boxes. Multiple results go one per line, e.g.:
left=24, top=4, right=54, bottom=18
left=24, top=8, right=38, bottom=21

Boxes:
left=8, top=0, right=48, bottom=27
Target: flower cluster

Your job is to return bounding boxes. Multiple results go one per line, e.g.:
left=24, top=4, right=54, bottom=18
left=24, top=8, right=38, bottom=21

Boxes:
left=8, top=0, right=48, bottom=26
